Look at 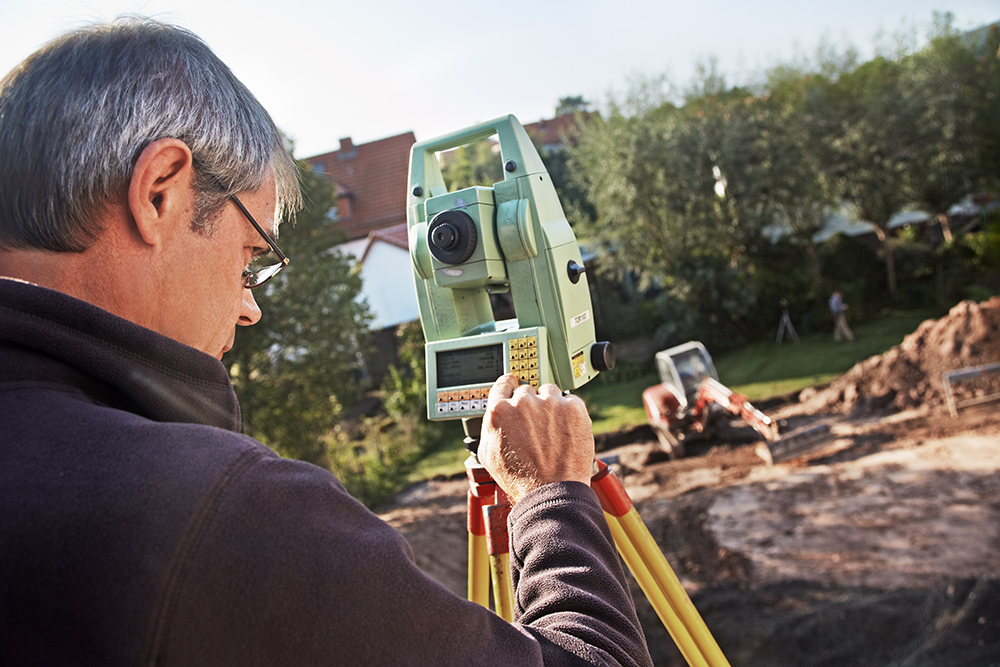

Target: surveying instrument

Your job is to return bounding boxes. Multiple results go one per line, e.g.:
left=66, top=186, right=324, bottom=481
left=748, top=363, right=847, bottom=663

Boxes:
left=406, top=115, right=730, bottom=667
left=775, top=298, right=799, bottom=343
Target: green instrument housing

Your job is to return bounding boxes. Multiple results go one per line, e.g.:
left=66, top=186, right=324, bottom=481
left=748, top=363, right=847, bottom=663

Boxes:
left=406, top=115, right=613, bottom=421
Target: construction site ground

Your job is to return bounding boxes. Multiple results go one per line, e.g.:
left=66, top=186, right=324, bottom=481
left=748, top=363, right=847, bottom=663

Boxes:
left=379, top=298, right=1000, bottom=666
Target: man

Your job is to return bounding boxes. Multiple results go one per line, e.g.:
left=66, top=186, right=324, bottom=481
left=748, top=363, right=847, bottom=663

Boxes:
left=0, top=19, right=651, bottom=666
left=829, top=290, right=855, bottom=342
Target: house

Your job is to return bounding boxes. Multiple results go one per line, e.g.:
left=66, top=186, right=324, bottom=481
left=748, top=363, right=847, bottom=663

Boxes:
left=523, top=112, right=589, bottom=155
left=305, top=132, right=415, bottom=244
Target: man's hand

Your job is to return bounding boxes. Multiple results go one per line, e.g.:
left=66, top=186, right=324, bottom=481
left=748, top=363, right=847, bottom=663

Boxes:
left=478, top=374, right=595, bottom=504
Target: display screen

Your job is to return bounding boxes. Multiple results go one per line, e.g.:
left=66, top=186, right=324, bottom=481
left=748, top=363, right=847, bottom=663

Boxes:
left=436, top=344, right=505, bottom=388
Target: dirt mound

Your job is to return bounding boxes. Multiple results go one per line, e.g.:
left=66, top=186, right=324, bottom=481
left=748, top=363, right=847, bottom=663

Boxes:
left=800, top=297, right=1000, bottom=415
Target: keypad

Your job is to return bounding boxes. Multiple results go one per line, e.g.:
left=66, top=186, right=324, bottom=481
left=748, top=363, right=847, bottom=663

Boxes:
left=509, top=336, right=540, bottom=388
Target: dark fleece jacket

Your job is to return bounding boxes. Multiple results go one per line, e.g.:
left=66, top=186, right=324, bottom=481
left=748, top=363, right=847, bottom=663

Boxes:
left=0, top=278, right=651, bottom=667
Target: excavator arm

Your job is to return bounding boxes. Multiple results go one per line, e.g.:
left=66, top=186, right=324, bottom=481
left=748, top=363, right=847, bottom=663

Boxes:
left=690, top=377, right=780, bottom=441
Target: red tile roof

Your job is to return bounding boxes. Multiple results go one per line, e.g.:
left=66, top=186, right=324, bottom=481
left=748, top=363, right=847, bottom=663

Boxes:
left=523, top=113, right=589, bottom=150
left=305, top=132, right=416, bottom=241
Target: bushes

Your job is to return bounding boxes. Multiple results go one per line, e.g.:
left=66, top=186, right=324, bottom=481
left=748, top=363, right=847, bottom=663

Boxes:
left=332, top=321, right=460, bottom=509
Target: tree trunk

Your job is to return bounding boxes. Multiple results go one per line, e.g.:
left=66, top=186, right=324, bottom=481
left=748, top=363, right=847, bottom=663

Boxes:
left=874, top=226, right=898, bottom=300
left=806, top=242, right=823, bottom=302
left=938, top=213, right=954, bottom=243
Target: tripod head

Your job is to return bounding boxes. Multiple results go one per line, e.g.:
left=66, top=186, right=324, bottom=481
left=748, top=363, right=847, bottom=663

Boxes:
left=406, top=115, right=614, bottom=422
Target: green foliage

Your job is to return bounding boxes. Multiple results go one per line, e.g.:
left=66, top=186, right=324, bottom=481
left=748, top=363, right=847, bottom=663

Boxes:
left=227, top=165, right=372, bottom=467
left=745, top=236, right=819, bottom=333
left=441, top=140, right=503, bottom=191
left=652, top=250, right=756, bottom=353
left=587, top=265, right=660, bottom=342
left=808, top=56, right=914, bottom=298
left=327, top=411, right=460, bottom=509
left=899, top=21, right=983, bottom=219
left=541, top=144, right=596, bottom=230
left=972, top=25, right=1000, bottom=190
left=966, top=212, right=1000, bottom=272
left=556, top=95, right=590, bottom=116
left=380, top=320, right=429, bottom=420
left=337, top=321, right=463, bottom=508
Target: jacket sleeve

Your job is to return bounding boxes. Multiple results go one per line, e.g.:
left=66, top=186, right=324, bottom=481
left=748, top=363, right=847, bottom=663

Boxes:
left=510, top=483, right=653, bottom=667
left=150, top=447, right=651, bottom=667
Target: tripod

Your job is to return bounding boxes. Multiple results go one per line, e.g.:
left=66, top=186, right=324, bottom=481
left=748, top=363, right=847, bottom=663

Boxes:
left=461, top=419, right=731, bottom=667
left=775, top=303, right=799, bottom=343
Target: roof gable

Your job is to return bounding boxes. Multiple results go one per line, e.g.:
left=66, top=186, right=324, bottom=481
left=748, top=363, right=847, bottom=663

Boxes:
left=305, top=132, right=416, bottom=241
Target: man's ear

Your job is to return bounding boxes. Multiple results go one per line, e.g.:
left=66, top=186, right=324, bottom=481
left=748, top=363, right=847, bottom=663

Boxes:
left=128, top=138, right=196, bottom=246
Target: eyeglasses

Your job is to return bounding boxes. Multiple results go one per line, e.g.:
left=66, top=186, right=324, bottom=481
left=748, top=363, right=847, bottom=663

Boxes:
left=231, top=195, right=289, bottom=289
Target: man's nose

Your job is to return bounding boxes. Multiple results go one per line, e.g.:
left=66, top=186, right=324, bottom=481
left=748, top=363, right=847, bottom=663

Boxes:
left=239, top=288, right=262, bottom=326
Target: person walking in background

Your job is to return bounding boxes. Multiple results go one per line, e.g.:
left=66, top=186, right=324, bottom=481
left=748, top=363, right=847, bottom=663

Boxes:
left=829, top=290, right=855, bottom=342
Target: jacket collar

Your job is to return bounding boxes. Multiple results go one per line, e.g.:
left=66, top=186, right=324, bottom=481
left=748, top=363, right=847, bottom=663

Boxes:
left=0, top=278, right=242, bottom=432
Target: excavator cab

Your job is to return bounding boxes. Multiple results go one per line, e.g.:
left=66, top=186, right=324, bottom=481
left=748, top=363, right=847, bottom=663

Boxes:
left=653, top=342, right=718, bottom=413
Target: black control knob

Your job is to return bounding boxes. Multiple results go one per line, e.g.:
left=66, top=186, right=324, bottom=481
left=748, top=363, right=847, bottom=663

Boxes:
left=591, top=342, right=616, bottom=373
left=567, top=260, right=586, bottom=284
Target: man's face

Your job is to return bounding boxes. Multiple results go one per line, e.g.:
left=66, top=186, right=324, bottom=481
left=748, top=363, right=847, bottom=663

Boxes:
left=155, top=175, right=277, bottom=360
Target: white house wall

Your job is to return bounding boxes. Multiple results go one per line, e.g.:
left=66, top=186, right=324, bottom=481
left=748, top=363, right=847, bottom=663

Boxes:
left=358, top=241, right=419, bottom=330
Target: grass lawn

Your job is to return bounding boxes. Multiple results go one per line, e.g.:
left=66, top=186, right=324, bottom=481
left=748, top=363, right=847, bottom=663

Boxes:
left=579, top=308, right=934, bottom=435
left=404, top=308, right=935, bottom=483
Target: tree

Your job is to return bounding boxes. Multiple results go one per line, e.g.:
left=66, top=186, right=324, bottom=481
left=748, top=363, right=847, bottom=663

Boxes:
left=567, top=81, right=769, bottom=349
left=899, top=14, right=983, bottom=241
left=556, top=95, right=590, bottom=116
left=809, top=56, right=914, bottom=299
left=764, top=67, right=841, bottom=302
left=227, top=164, right=372, bottom=468
left=971, top=23, right=1000, bottom=192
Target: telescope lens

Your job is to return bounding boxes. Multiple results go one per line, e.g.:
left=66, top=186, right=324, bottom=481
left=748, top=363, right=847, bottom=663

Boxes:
left=427, top=210, right=478, bottom=265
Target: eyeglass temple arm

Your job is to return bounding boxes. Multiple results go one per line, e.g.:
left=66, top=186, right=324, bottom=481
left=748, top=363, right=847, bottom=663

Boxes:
left=230, top=196, right=288, bottom=264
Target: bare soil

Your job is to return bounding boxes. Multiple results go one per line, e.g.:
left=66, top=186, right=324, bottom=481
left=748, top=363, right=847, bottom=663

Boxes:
left=379, top=298, right=1000, bottom=666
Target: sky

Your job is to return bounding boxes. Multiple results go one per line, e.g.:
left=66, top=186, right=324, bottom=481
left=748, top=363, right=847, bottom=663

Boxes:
left=1, top=1, right=997, bottom=158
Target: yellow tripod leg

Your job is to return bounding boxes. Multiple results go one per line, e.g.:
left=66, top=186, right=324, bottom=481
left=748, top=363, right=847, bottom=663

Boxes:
left=489, top=552, right=514, bottom=622
left=593, top=460, right=731, bottom=667
left=469, top=531, right=490, bottom=607
left=605, top=511, right=709, bottom=667
left=619, top=508, right=730, bottom=667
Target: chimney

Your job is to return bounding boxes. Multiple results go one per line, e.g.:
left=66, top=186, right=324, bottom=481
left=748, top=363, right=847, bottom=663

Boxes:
left=339, top=137, right=354, bottom=153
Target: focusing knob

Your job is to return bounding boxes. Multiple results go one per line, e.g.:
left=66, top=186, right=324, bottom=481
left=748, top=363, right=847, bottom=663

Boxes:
left=567, top=260, right=586, bottom=284
left=591, top=342, right=616, bottom=373
left=427, top=210, right=478, bottom=265
left=431, top=223, right=459, bottom=250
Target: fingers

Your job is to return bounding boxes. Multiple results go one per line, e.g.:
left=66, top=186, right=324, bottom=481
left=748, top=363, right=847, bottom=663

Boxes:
left=487, top=375, right=573, bottom=406
left=537, top=383, right=562, bottom=399
left=479, top=375, right=595, bottom=503
left=487, top=374, right=519, bottom=402
left=487, top=374, right=541, bottom=405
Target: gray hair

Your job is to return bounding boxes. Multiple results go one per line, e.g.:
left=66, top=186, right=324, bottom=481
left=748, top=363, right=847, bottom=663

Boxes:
left=0, top=17, right=301, bottom=252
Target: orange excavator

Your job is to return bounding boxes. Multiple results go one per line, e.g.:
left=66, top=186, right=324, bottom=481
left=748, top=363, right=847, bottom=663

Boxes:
left=642, top=342, right=830, bottom=463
